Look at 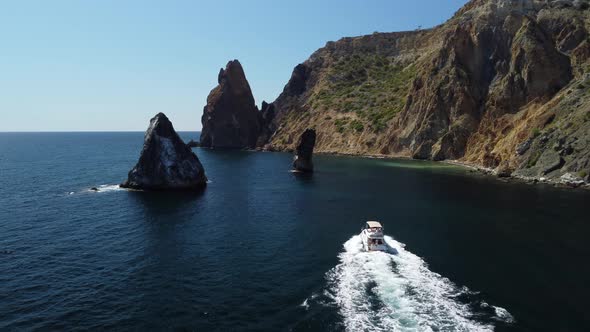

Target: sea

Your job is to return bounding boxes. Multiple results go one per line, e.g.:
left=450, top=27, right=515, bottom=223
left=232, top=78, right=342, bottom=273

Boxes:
left=1, top=132, right=589, bottom=331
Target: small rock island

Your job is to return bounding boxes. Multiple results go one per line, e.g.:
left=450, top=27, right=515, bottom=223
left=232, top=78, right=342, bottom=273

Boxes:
left=186, top=139, right=200, bottom=148
left=121, top=113, right=207, bottom=191
left=293, top=129, right=316, bottom=173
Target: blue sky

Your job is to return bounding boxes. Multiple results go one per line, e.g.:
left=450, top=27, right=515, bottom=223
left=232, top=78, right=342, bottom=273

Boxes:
left=0, top=0, right=468, bottom=131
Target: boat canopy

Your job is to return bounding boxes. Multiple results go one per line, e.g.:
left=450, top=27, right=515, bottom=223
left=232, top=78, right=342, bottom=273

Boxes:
left=366, top=221, right=382, bottom=228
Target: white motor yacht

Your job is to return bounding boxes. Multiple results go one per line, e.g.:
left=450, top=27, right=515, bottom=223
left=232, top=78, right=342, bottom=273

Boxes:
left=360, top=221, right=387, bottom=252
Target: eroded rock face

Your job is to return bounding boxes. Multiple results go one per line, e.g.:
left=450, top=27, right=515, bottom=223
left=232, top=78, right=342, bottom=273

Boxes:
left=200, top=60, right=261, bottom=149
left=256, top=101, right=276, bottom=147
left=122, top=113, right=207, bottom=190
left=260, top=0, right=589, bottom=184
left=293, top=129, right=316, bottom=172
left=285, top=64, right=311, bottom=96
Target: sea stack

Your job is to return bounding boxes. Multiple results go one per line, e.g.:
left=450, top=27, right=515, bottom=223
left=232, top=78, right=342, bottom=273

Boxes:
left=200, top=60, right=261, bottom=149
left=121, top=113, right=207, bottom=191
left=293, top=129, right=316, bottom=172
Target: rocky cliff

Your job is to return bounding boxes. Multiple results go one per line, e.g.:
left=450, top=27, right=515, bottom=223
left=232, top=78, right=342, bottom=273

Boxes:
left=200, top=60, right=261, bottom=149
left=122, top=113, right=207, bottom=190
left=261, top=0, right=590, bottom=185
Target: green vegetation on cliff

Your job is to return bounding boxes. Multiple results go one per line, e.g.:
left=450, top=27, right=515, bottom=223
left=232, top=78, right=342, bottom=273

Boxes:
left=268, top=0, right=590, bottom=185
left=310, top=54, right=417, bottom=131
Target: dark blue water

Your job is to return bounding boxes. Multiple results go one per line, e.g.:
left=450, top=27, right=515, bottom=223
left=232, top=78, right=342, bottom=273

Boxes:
left=1, top=132, right=589, bottom=331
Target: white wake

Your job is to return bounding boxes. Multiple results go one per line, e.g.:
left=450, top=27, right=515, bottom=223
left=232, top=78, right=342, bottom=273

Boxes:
left=325, top=235, right=513, bottom=332
left=89, top=184, right=123, bottom=193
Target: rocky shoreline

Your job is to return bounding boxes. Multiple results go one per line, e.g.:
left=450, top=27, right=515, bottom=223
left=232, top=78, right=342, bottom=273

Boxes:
left=254, top=0, right=590, bottom=189
left=257, top=145, right=590, bottom=189
left=443, top=160, right=590, bottom=190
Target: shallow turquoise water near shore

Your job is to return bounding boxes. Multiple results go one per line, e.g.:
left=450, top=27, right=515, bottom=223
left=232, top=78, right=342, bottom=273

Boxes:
left=1, top=132, right=589, bottom=331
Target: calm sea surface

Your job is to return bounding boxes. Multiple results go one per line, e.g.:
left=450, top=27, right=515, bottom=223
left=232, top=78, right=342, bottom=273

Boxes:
left=0, top=132, right=589, bottom=331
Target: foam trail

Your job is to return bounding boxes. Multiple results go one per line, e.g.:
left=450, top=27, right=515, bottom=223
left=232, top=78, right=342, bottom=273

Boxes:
left=90, top=184, right=124, bottom=193
left=300, top=293, right=319, bottom=310
left=325, top=235, right=513, bottom=332
left=300, top=298, right=310, bottom=310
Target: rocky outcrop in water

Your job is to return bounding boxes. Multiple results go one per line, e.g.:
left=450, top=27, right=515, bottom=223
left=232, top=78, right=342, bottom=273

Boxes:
left=258, top=0, right=590, bottom=186
left=186, top=139, right=200, bottom=148
left=121, top=113, right=207, bottom=190
left=200, top=60, right=261, bottom=149
left=293, top=129, right=316, bottom=172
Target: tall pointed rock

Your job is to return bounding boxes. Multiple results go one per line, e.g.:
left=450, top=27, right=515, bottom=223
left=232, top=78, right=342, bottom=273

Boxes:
left=293, top=129, right=316, bottom=173
left=121, top=113, right=207, bottom=190
left=200, top=60, right=261, bottom=149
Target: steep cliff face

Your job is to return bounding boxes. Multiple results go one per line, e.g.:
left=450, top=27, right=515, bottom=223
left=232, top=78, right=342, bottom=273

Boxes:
left=200, top=60, right=261, bottom=149
left=264, top=0, right=590, bottom=183
left=256, top=100, right=276, bottom=147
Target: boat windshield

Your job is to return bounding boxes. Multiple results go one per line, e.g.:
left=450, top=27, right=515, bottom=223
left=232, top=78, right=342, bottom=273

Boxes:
left=369, top=239, right=384, bottom=245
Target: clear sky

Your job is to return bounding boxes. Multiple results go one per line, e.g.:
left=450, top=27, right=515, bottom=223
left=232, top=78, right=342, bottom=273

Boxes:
left=0, top=0, right=468, bottom=131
